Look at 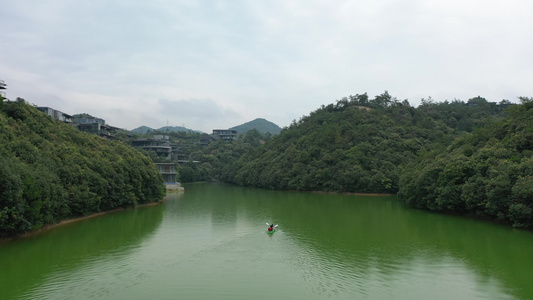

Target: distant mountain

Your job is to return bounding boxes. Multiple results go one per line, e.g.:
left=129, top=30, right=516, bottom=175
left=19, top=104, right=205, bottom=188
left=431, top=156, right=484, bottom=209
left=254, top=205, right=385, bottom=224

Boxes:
left=131, top=125, right=202, bottom=135
left=230, top=118, right=282, bottom=135
left=130, top=119, right=281, bottom=135
left=159, top=126, right=203, bottom=133
left=131, top=126, right=153, bottom=134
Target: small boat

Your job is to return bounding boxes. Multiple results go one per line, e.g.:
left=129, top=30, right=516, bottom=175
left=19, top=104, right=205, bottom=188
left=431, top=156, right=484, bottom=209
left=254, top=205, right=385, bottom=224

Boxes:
left=266, top=223, right=278, bottom=234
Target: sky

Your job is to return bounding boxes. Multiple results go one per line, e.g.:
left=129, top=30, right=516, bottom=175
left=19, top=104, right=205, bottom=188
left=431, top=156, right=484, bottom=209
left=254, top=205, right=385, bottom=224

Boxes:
left=1, top=0, right=532, bottom=132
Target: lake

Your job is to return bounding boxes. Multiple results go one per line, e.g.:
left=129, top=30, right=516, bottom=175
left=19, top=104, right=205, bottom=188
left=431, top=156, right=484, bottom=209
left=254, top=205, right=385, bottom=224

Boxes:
left=1, top=183, right=532, bottom=299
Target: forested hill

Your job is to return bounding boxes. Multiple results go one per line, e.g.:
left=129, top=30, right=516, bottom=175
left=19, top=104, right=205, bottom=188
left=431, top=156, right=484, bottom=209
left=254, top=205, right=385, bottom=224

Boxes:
left=398, top=98, right=533, bottom=228
left=0, top=99, right=165, bottom=238
left=223, top=92, right=532, bottom=227
left=223, top=92, right=511, bottom=192
left=131, top=125, right=201, bottom=135
left=230, top=118, right=282, bottom=135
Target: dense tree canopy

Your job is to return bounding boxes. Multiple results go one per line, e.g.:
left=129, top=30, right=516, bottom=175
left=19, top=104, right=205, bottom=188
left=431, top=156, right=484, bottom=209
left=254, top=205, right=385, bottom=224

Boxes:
left=196, top=92, right=530, bottom=228
left=0, top=99, right=165, bottom=237
left=3, top=91, right=531, bottom=233
left=223, top=93, right=511, bottom=193
left=398, top=98, right=533, bottom=228
left=178, top=129, right=270, bottom=183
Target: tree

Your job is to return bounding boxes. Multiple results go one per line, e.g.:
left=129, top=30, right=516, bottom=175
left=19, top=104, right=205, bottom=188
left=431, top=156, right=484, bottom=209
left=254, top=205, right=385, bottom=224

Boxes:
left=0, top=101, right=165, bottom=237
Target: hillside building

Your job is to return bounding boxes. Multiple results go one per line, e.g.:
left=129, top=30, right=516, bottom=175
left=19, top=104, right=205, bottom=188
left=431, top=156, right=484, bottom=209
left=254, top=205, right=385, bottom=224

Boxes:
left=36, top=106, right=73, bottom=123
left=74, top=115, right=105, bottom=126
left=212, top=129, right=237, bottom=140
left=131, top=135, right=172, bottom=160
left=155, top=162, right=183, bottom=192
left=73, top=114, right=118, bottom=139
left=76, top=123, right=119, bottom=139
left=0, top=79, right=6, bottom=99
left=35, top=107, right=119, bottom=139
left=155, top=162, right=178, bottom=184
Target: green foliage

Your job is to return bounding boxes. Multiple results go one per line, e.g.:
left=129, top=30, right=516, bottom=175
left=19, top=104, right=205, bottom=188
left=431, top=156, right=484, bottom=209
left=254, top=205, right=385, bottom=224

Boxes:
left=398, top=101, right=533, bottom=228
left=186, top=92, right=530, bottom=229
left=178, top=129, right=270, bottom=183
left=0, top=100, right=165, bottom=237
left=230, top=118, right=282, bottom=135
left=226, top=92, right=499, bottom=194
left=211, top=91, right=532, bottom=228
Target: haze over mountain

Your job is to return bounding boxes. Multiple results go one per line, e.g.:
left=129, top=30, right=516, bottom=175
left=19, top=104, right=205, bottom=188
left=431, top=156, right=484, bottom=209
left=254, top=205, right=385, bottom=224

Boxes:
left=130, top=125, right=202, bottom=135
left=131, top=118, right=281, bottom=135
left=229, top=118, right=282, bottom=135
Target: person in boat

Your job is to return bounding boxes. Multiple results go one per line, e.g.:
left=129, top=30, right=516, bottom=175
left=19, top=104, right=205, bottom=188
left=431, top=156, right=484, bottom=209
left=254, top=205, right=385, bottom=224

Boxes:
left=268, top=224, right=274, bottom=232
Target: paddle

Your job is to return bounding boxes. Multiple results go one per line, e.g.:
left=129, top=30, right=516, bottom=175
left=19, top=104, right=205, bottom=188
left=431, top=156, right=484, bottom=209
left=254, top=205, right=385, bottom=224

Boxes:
left=266, top=223, right=279, bottom=230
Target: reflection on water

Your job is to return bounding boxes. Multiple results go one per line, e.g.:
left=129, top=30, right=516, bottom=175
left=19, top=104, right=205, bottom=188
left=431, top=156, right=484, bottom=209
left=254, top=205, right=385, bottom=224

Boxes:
left=0, top=204, right=164, bottom=300
left=1, top=183, right=532, bottom=300
left=275, top=191, right=529, bottom=299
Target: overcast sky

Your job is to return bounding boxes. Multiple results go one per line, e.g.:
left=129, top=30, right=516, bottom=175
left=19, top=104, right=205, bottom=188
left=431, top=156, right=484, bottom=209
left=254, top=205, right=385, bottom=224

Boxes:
left=1, top=1, right=532, bottom=132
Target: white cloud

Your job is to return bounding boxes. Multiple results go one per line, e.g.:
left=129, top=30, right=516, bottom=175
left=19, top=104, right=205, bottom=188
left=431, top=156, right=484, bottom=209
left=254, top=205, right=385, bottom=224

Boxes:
left=1, top=0, right=532, bottom=131
left=157, top=98, right=240, bottom=131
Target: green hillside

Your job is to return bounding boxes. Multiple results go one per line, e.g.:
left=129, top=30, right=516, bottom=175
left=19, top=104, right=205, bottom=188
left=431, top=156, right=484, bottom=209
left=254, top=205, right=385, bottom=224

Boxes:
left=0, top=99, right=165, bottom=238
left=130, top=125, right=154, bottom=134
left=230, top=118, right=282, bottom=135
left=219, top=92, right=533, bottom=228
left=131, top=125, right=201, bottom=135
left=225, top=93, right=509, bottom=192
left=131, top=119, right=280, bottom=136
left=398, top=97, right=533, bottom=228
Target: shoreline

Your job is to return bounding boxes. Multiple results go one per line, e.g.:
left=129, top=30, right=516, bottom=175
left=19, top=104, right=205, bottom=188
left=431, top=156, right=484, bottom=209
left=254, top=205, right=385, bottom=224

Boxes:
left=309, top=190, right=395, bottom=196
left=0, top=200, right=163, bottom=244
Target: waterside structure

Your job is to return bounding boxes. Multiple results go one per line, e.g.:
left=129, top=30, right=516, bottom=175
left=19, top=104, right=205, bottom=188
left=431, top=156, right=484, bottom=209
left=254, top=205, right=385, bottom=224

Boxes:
left=155, top=163, right=183, bottom=192
left=131, top=135, right=184, bottom=191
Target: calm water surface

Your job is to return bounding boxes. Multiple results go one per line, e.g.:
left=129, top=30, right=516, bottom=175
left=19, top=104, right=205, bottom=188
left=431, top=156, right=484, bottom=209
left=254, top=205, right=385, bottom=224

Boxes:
left=1, top=183, right=533, bottom=299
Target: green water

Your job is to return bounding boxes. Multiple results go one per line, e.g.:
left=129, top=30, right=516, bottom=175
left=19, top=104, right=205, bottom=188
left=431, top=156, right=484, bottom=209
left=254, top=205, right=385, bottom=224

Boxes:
left=1, top=183, right=533, bottom=299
